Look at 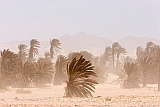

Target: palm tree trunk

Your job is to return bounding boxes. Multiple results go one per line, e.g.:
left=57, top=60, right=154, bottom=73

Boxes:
left=116, top=54, right=120, bottom=75
left=19, top=51, right=23, bottom=62
left=29, top=47, right=33, bottom=60
left=0, top=59, right=2, bottom=78
left=143, top=71, right=147, bottom=87
left=112, top=55, right=114, bottom=74
left=112, top=54, right=114, bottom=74
left=158, top=64, right=160, bottom=91
left=50, top=46, right=53, bottom=60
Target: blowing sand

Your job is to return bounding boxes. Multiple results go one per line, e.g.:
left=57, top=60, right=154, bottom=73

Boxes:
left=0, top=74, right=160, bottom=107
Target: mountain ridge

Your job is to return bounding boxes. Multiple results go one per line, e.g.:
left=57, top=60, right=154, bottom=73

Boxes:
left=0, top=32, right=159, bottom=58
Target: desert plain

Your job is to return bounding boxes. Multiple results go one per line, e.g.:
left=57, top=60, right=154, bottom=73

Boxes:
left=0, top=74, right=159, bottom=107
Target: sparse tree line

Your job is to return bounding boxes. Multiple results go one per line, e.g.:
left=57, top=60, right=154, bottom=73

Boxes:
left=0, top=38, right=160, bottom=97
left=118, top=42, right=160, bottom=91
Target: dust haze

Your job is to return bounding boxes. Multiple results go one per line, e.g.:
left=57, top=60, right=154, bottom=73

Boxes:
left=0, top=33, right=160, bottom=107
left=0, top=0, right=160, bottom=107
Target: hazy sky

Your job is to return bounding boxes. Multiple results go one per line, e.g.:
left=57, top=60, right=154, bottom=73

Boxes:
left=0, top=0, right=160, bottom=42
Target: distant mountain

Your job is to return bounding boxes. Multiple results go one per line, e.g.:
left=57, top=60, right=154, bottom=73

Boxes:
left=0, top=33, right=159, bottom=58
left=58, top=31, right=113, bottom=55
left=118, top=36, right=160, bottom=49
left=0, top=32, right=113, bottom=57
left=118, top=36, right=160, bottom=57
left=0, top=40, right=29, bottom=53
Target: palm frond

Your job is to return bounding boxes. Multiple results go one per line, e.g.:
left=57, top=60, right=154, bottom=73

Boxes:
left=65, top=55, right=98, bottom=98
left=18, top=44, right=28, bottom=62
left=138, top=56, right=155, bottom=72
left=50, top=39, right=61, bottom=59
left=29, top=39, right=40, bottom=59
left=118, top=61, right=142, bottom=89
left=8, top=60, right=36, bottom=88
left=1, top=49, right=14, bottom=60
left=54, top=55, right=68, bottom=85
left=0, top=49, right=17, bottom=75
left=68, top=52, right=82, bottom=61
left=44, top=52, right=50, bottom=59
left=35, top=58, right=54, bottom=86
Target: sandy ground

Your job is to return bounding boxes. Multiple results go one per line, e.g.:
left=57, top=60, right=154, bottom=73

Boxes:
left=0, top=74, right=160, bottom=107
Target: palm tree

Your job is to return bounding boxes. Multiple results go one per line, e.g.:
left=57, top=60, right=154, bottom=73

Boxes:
left=92, top=47, right=111, bottom=83
left=68, top=51, right=93, bottom=63
left=157, top=46, right=160, bottom=91
left=152, top=45, right=160, bottom=91
left=18, top=44, right=27, bottom=62
left=53, top=55, right=68, bottom=85
left=0, top=49, right=17, bottom=88
left=93, top=56, right=99, bottom=68
left=118, top=61, right=142, bottom=89
left=138, top=56, right=155, bottom=87
left=112, top=42, right=118, bottom=74
left=67, top=52, right=82, bottom=62
left=103, top=46, right=112, bottom=63
left=50, top=39, right=61, bottom=60
left=14, top=61, right=36, bottom=88
left=91, top=47, right=112, bottom=83
left=0, top=49, right=15, bottom=76
left=64, top=55, right=98, bottom=97
left=121, top=56, right=135, bottom=64
left=145, top=42, right=154, bottom=56
left=44, top=52, right=50, bottom=59
left=0, top=54, right=1, bottom=77
left=115, top=47, right=126, bottom=73
left=95, top=55, right=108, bottom=83
left=136, top=46, right=144, bottom=59
left=79, top=51, right=93, bottom=63
left=34, top=58, right=54, bottom=87
left=112, top=42, right=126, bottom=74
left=28, top=39, right=40, bottom=60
